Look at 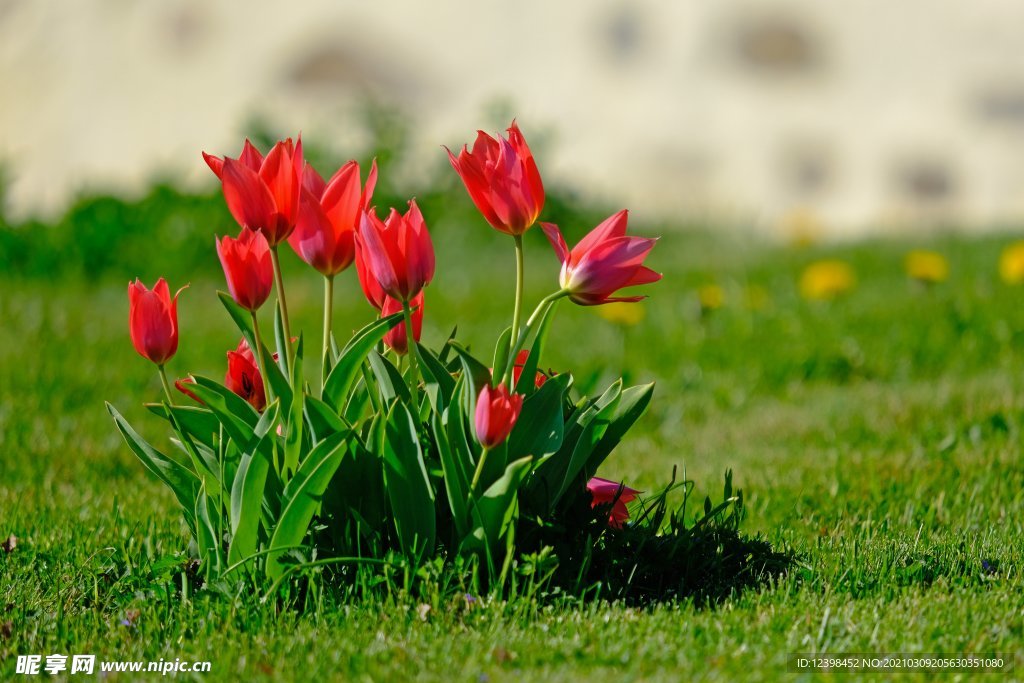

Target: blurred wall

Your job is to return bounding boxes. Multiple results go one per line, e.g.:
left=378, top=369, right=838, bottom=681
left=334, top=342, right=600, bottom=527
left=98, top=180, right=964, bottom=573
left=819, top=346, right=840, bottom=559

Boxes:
left=2, top=0, right=1024, bottom=236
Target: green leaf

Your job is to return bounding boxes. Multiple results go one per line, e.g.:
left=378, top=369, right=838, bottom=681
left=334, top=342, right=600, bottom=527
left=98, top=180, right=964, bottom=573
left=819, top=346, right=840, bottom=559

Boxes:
left=186, top=375, right=259, bottom=448
left=144, top=403, right=219, bottom=450
left=367, top=350, right=410, bottom=405
left=492, top=326, right=512, bottom=387
left=554, top=381, right=622, bottom=503
left=194, top=484, right=221, bottom=576
left=513, top=302, right=557, bottom=396
left=465, top=456, right=533, bottom=561
left=227, top=401, right=280, bottom=569
left=266, top=431, right=350, bottom=580
left=322, top=312, right=404, bottom=413
left=448, top=341, right=492, bottom=422
left=507, top=373, right=571, bottom=461
left=305, top=395, right=348, bottom=443
left=381, top=400, right=436, bottom=559
left=107, top=403, right=200, bottom=533
left=581, top=383, right=654, bottom=478
left=283, top=336, right=305, bottom=478
left=274, top=303, right=289, bottom=376
left=415, top=342, right=457, bottom=414
left=433, top=409, right=469, bottom=538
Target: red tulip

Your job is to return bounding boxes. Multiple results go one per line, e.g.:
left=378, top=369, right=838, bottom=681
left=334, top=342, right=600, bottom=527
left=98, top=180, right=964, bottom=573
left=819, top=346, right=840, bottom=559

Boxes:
left=357, top=200, right=435, bottom=302
left=355, top=238, right=387, bottom=310
left=541, top=210, right=661, bottom=305
left=586, top=477, right=641, bottom=529
left=474, top=383, right=523, bottom=449
left=128, top=278, right=184, bottom=365
left=216, top=227, right=273, bottom=312
left=288, top=160, right=378, bottom=276
left=512, top=349, right=547, bottom=389
left=381, top=292, right=424, bottom=355
left=446, top=121, right=544, bottom=236
left=174, top=377, right=203, bottom=405
left=225, top=339, right=266, bottom=412
left=203, top=137, right=304, bottom=246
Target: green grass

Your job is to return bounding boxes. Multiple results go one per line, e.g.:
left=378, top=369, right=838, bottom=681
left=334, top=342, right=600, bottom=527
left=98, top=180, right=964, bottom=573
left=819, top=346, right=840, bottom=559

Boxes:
left=2, top=224, right=1023, bottom=681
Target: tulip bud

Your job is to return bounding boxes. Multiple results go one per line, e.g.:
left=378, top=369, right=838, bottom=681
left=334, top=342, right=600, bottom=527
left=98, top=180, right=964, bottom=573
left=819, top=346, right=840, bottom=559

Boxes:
left=216, top=227, right=273, bottom=312
left=128, top=278, right=184, bottom=366
left=447, top=121, right=545, bottom=236
left=541, top=210, right=661, bottom=306
left=474, top=383, right=523, bottom=449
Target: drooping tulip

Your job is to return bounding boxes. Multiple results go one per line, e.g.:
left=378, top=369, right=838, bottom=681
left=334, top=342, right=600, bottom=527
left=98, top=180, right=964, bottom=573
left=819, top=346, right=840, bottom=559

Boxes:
left=446, top=121, right=544, bottom=236
left=474, top=383, right=523, bottom=449
left=586, top=477, right=642, bottom=529
left=128, top=278, right=184, bottom=365
left=357, top=200, right=435, bottom=302
left=203, top=137, right=304, bottom=246
left=288, top=160, right=378, bottom=276
left=541, top=210, right=661, bottom=305
left=381, top=292, right=424, bottom=355
left=225, top=339, right=266, bottom=412
left=216, top=227, right=273, bottom=312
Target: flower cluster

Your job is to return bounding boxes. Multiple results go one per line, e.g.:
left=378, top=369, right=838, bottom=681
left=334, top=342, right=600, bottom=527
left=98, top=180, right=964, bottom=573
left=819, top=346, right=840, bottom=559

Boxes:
left=114, top=121, right=661, bottom=587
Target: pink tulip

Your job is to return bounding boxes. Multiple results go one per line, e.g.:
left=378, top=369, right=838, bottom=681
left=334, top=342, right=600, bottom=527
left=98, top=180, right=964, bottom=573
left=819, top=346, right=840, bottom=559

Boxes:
left=541, top=210, right=661, bottom=305
left=203, top=137, right=304, bottom=246
left=288, top=159, right=378, bottom=276
left=587, top=477, right=641, bottom=529
left=446, top=121, right=545, bottom=236
left=357, top=200, right=435, bottom=302
left=474, top=383, right=523, bottom=449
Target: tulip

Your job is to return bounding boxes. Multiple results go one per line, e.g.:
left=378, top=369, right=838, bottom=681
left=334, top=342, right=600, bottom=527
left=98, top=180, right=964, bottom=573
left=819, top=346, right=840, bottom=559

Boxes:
left=203, top=137, right=304, bottom=247
left=446, top=121, right=544, bottom=236
left=128, top=278, right=183, bottom=366
left=541, top=210, right=661, bottom=305
left=357, top=200, right=435, bottom=302
left=381, top=292, right=424, bottom=355
left=216, top=227, right=273, bottom=312
left=289, top=160, right=377, bottom=277
left=587, top=477, right=641, bottom=529
left=355, top=238, right=387, bottom=311
left=512, top=349, right=547, bottom=389
left=225, top=339, right=266, bottom=412
left=474, top=383, right=523, bottom=450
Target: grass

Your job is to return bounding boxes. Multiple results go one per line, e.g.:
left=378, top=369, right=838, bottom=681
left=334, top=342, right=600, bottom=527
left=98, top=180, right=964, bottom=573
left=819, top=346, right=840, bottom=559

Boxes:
left=2, top=219, right=1023, bottom=681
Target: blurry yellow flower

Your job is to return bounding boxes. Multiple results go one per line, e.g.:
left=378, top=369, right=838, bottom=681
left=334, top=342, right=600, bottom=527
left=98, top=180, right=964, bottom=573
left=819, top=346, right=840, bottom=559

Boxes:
left=781, top=207, right=824, bottom=248
left=697, top=284, right=725, bottom=312
left=596, top=301, right=646, bottom=326
left=904, top=250, right=948, bottom=284
left=799, top=260, right=856, bottom=301
left=999, top=241, right=1024, bottom=284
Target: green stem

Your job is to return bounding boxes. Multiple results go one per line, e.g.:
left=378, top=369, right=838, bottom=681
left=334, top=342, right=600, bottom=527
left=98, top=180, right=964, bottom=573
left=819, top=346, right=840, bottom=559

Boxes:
left=157, top=364, right=175, bottom=406
left=510, top=234, right=525, bottom=360
left=402, top=299, right=420, bottom=402
left=270, top=246, right=294, bottom=370
left=322, top=274, right=335, bottom=393
left=251, top=311, right=273, bottom=404
left=469, top=446, right=490, bottom=493
left=502, top=289, right=569, bottom=385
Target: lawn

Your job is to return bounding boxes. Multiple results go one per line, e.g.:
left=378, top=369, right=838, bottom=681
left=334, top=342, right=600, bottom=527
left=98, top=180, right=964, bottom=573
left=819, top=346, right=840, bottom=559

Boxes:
left=1, top=219, right=1022, bottom=681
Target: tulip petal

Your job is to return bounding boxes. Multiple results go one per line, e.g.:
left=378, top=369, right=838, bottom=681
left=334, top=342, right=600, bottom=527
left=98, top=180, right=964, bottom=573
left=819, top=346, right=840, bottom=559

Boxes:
left=239, top=139, right=264, bottom=171
left=571, top=210, right=630, bottom=267
left=202, top=152, right=225, bottom=179
left=222, top=159, right=277, bottom=235
left=540, top=222, right=569, bottom=264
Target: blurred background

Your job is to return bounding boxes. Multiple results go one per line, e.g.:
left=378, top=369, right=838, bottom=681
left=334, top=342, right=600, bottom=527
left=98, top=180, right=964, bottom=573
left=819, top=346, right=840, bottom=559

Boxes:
left=3, top=0, right=1024, bottom=236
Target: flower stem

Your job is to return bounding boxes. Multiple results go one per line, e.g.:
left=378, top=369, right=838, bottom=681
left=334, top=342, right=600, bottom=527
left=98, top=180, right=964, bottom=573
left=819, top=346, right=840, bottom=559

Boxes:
left=157, top=364, right=175, bottom=406
left=251, top=310, right=273, bottom=404
left=322, top=274, right=335, bottom=393
left=510, top=234, right=525, bottom=360
left=270, top=246, right=293, bottom=371
left=469, top=446, right=490, bottom=493
left=502, top=289, right=569, bottom=385
left=402, top=299, right=419, bottom=403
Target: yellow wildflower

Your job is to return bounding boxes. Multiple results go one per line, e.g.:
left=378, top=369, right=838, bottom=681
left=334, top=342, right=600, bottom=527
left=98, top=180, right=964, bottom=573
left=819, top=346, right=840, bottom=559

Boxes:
left=999, top=241, right=1024, bottom=284
left=799, top=260, right=856, bottom=301
left=596, top=301, right=646, bottom=326
left=904, top=250, right=948, bottom=284
left=697, top=284, right=725, bottom=312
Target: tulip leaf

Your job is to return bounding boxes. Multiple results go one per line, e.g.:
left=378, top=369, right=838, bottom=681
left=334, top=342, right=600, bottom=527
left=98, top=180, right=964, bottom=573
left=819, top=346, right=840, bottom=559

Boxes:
left=414, top=342, right=456, bottom=414
left=464, top=456, right=533, bottom=562
left=554, top=380, right=622, bottom=504
left=107, top=402, right=200, bottom=534
left=305, top=395, right=349, bottom=443
left=492, top=326, right=513, bottom=387
left=322, top=312, right=404, bottom=413
left=195, top=484, right=221, bottom=577
left=433, top=409, right=469, bottom=538
left=186, top=376, right=259, bottom=449
left=448, top=341, right=492, bottom=423
left=227, top=401, right=279, bottom=570
left=266, top=430, right=350, bottom=580
left=367, top=350, right=410, bottom=406
left=507, top=372, right=571, bottom=461
left=274, top=303, right=289, bottom=376
left=382, top=400, right=436, bottom=559
left=145, top=403, right=220, bottom=450
left=513, top=301, right=557, bottom=396
left=216, top=291, right=291, bottom=405
left=582, top=382, right=654, bottom=478
left=283, top=336, right=305, bottom=478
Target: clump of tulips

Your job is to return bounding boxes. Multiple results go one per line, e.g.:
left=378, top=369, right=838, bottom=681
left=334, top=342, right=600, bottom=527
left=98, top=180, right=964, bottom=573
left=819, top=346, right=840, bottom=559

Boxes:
left=108, top=122, right=673, bottom=591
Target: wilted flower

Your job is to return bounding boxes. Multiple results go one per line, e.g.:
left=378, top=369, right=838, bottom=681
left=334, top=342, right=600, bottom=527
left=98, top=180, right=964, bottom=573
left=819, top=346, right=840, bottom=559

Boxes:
left=128, top=278, right=184, bottom=366
left=541, top=210, right=661, bottom=306
left=904, top=250, right=948, bottom=284
left=587, top=477, right=641, bottom=529
left=446, top=121, right=544, bottom=236
left=999, top=241, right=1024, bottom=284
left=799, top=260, right=855, bottom=301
